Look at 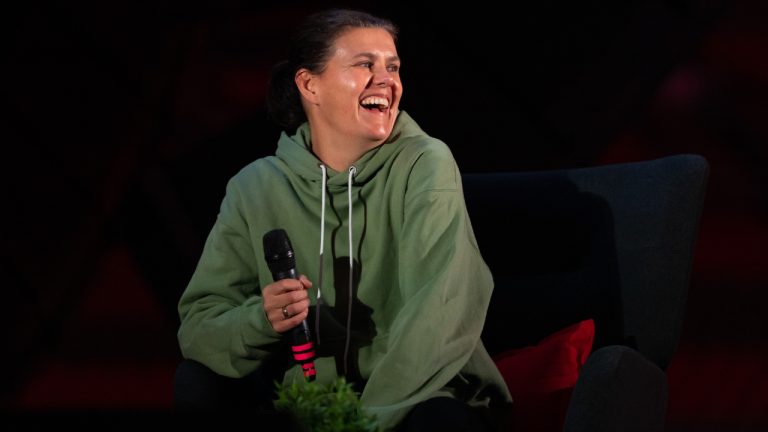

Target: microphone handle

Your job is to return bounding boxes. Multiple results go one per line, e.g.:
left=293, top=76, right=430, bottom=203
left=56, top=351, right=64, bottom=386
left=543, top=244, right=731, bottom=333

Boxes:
left=274, top=268, right=316, bottom=381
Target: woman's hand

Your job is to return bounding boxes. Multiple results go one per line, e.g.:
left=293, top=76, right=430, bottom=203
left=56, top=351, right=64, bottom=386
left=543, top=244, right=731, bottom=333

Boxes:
left=262, top=275, right=312, bottom=333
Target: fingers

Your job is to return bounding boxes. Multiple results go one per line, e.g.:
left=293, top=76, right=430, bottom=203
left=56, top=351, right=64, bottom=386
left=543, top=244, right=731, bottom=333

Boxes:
left=263, top=278, right=308, bottom=296
left=268, top=300, right=310, bottom=333
left=262, top=275, right=312, bottom=333
left=263, top=279, right=307, bottom=306
left=298, top=274, right=313, bottom=288
left=278, top=297, right=311, bottom=319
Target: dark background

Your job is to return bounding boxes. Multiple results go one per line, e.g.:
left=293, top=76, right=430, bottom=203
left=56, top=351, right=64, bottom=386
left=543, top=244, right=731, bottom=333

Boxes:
left=4, top=1, right=767, bottom=430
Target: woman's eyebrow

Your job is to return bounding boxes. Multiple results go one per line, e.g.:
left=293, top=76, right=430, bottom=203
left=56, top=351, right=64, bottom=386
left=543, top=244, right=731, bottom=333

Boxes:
left=353, top=52, right=401, bottom=63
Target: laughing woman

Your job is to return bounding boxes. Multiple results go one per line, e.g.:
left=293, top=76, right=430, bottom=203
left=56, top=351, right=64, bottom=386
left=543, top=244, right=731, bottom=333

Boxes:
left=174, top=8, right=512, bottom=431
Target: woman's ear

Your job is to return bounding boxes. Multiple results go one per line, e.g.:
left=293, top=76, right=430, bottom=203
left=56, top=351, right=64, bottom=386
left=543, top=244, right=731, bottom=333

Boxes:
left=295, top=69, right=319, bottom=105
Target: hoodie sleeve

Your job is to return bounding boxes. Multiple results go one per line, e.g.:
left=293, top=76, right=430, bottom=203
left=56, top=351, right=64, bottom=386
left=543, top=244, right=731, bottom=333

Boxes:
left=177, top=178, right=281, bottom=378
left=359, top=143, right=495, bottom=430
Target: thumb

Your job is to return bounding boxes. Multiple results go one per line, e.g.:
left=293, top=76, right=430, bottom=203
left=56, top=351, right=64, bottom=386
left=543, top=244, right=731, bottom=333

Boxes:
left=299, top=274, right=313, bottom=289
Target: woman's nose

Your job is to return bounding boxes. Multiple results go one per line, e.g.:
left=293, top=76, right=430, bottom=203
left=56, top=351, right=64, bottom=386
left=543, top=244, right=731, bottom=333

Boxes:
left=372, top=69, right=395, bottom=87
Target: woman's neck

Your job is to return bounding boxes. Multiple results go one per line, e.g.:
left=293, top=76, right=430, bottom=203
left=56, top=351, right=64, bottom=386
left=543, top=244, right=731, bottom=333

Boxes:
left=311, top=134, right=381, bottom=172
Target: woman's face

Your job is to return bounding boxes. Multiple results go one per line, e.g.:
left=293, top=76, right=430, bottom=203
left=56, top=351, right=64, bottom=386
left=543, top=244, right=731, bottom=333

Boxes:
left=309, top=27, right=402, bottom=145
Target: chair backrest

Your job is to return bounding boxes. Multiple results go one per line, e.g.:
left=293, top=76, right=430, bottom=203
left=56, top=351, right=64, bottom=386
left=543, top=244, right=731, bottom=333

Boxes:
left=463, top=154, right=708, bottom=370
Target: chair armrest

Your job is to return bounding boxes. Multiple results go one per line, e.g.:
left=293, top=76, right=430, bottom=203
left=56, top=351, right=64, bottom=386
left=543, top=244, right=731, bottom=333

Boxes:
left=564, top=345, right=668, bottom=432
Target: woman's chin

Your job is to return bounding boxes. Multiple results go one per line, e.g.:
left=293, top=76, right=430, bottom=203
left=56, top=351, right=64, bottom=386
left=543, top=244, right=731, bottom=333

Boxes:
left=358, top=107, right=396, bottom=141
left=362, top=120, right=395, bottom=142
left=365, top=128, right=393, bottom=143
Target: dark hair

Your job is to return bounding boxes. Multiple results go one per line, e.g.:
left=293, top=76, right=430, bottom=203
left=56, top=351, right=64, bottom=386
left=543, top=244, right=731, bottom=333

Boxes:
left=266, top=9, right=398, bottom=131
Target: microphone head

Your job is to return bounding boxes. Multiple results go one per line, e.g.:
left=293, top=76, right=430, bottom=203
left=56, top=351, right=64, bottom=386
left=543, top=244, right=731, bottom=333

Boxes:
left=263, top=229, right=296, bottom=274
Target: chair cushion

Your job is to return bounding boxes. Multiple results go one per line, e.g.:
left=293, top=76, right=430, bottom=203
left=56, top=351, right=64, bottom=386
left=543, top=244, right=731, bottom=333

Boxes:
left=493, top=319, right=595, bottom=431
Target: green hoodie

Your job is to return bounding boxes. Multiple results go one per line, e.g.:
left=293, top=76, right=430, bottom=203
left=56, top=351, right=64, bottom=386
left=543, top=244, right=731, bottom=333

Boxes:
left=178, top=111, right=512, bottom=429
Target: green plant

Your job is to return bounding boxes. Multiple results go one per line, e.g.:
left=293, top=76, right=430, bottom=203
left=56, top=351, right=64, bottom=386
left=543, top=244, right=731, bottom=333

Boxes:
left=274, top=377, right=379, bottom=432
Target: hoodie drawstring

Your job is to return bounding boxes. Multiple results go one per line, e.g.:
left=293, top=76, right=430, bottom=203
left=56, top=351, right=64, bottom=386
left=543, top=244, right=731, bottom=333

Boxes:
left=316, top=164, right=357, bottom=376
left=315, top=164, right=327, bottom=345
left=344, top=165, right=356, bottom=375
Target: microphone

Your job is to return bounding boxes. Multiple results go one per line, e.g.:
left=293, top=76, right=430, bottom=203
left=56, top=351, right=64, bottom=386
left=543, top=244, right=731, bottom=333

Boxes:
left=263, top=229, right=317, bottom=381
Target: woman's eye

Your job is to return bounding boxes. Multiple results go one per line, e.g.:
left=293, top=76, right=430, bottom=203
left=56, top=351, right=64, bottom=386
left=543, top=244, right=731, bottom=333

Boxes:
left=358, top=62, right=373, bottom=68
left=387, top=64, right=400, bottom=72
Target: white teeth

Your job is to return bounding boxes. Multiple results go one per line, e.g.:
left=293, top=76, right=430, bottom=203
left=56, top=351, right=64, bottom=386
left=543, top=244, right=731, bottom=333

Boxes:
left=360, top=96, right=389, bottom=108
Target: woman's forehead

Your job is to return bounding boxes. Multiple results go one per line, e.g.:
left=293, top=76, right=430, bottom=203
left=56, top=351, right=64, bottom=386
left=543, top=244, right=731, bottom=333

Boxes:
left=331, top=28, right=398, bottom=58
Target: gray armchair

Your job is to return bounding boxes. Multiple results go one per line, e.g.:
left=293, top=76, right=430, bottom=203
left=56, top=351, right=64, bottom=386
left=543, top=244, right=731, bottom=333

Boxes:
left=463, top=154, right=709, bottom=432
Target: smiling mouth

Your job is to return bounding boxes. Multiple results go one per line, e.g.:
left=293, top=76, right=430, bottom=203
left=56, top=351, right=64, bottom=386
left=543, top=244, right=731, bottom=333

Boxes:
left=360, top=96, right=390, bottom=113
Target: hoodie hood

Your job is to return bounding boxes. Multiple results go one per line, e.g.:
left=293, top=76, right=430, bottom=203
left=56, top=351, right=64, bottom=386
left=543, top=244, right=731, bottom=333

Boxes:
left=275, top=110, right=426, bottom=187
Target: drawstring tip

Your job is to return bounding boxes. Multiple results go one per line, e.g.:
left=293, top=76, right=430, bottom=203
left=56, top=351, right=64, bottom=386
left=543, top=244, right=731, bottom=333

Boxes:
left=314, top=298, right=323, bottom=346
